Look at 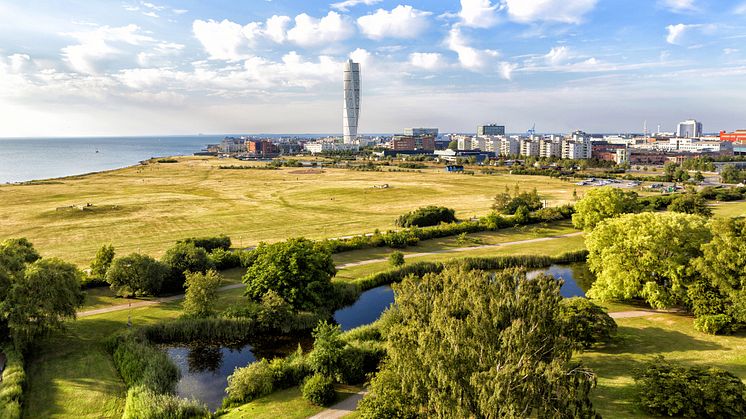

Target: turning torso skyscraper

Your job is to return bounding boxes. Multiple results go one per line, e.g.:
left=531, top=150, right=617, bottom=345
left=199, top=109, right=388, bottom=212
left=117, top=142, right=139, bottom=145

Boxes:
left=343, top=59, right=361, bottom=144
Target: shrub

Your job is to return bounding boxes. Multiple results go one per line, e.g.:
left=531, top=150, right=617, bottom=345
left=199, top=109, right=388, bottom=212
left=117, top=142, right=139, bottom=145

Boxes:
left=559, top=297, right=617, bottom=348
left=693, top=314, right=734, bottom=335
left=108, top=334, right=180, bottom=394
left=493, top=189, right=543, bottom=214
left=208, top=248, right=242, bottom=270
left=382, top=231, right=419, bottom=249
left=161, top=243, right=213, bottom=292
left=123, top=385, right=209, bottom=419
left=308, top=321, right=344, bottom=379
left=269, top=347, right=311, bottom=389
left=668, top=193, right=713, bottom=216
left=301, top=373, right=336, bottom=406
left=106, top=253, right=169, bottom=297
left=633, top=356, right=746, bottom=417
left=339, top=341, right=385, bottom=384
left=395, top=206, right=456, bottom=228
left=225, top=359, right=274, bottom=405
left=178, top=235, right=231, bottom=252
left=388, top=251, right=405, bottom=267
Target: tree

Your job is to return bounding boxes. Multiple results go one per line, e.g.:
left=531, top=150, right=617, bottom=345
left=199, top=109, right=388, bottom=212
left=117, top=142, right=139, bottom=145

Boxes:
left=720, top=164, right=746, bottom=184
left=5, top=258, right=84, bottom=350
left=668, top=192, right=713, bottom=216
left=493, top=188, right=543, bottom=215
left=106, top=253, right=169, bottom=297
left=559, top=298, right=617, bottom=348
left=586, top=212, right=711, bottom=308
left=242, top=238, right=336, bottom=310
left=389, top=251, right=405, bottom=268
left=161, top=242, right=213, bottom=291
left=358, top=268, right=599, bottom=418
left=395, top=206, right=456, bottom=228
left=90, top=244, right=115, bottom=281
left=447, top=140, right=458, bottom=151
left=307, top=321, right=344, bottom=379
left=183, top=270, right=222, bottom=317
left=572, top=187, right=639, bottom=231
left=693, top=171, right=705, bottom=182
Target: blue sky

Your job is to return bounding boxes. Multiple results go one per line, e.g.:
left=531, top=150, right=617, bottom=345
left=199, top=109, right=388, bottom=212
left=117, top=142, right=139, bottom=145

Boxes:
left=1, top=0, right=745, bottom=136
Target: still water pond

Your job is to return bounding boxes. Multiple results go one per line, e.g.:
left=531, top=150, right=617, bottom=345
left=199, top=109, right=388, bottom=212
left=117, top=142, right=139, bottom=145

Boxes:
left=527, top=263, right=594, bottom=297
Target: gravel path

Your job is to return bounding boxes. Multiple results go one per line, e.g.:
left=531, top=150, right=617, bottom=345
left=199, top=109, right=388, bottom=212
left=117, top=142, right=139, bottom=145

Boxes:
left=308, top=390, right=368, bottom=419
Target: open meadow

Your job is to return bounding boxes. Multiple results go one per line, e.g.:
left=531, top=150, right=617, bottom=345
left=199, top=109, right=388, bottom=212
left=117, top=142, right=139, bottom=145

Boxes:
left=0, top=157, right=585, bottom=265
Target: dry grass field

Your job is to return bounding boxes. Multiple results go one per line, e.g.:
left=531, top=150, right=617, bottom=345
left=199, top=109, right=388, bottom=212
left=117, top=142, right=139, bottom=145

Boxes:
left=0, top=157, right=585, bottom=265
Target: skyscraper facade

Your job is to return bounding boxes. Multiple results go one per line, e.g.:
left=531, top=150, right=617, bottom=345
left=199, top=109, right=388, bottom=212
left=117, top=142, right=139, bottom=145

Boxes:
left=676, top=119, right=703, bottom=138
left=343, top=60, right=361, bottom=144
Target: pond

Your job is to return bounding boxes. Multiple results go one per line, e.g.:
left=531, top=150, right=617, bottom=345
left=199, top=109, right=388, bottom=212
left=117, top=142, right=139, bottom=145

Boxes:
left=165, top=285, right=395, bottom=410
left=526, top=263, right=595, bottom=297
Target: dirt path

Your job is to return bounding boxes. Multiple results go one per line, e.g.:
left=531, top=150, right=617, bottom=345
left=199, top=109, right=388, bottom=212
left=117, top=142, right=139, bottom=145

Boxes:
left=308, top=390, right=368, bottom=419
left=609, top=309, right=683, bottom=319
left=337, top=232, right=584, bottom=269
left=77, top=283, right=245, bottom=317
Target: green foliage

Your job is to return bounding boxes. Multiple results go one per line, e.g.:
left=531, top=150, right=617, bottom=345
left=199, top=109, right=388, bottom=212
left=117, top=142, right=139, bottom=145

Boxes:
left=720, top=164, right=746, bottom=184
left=208, top=248, right=242, bottom=270
left=668, top=192, right=713, bottom=216
left=559, top=298, right=617, bottom=348
left=633, top=356, right=746, bottom=418
left=269, top=346, right=311, bottom=389
left=512, top=205, right=531, bottom=224
left=308, top=321, right=344, bottom=380
left=161, top=242, right=213, bottom=291
left=225, top=359, right=274, bottom=405
left=139, top=318, right=255, bottom=344
left=381, top=231, right=419, bottom=249
left=178, top=235, right=231, bottom=252
left=359, top=267, right=599, bottom=418
left=257, top=290, right=294, bottom=333
left=693, top=314, right=734, bottom=335
left=122, top=385, right=209, bottom=419
left=447, top=140, right=458, bottom=150
left=586, top=212, right=711, bottom=308
left=493, top=188, right=543, bottom=215
left=388, top=251, right=405, bottom=267
left=89, top=244, right=115, bottom=282
left=108, top=333, right=180, bottom=394
left=301, top=373, right=336, bottom=407
left=5, top=258, right=84, bottom=351
left=242, top=238, right=336, bottom=310
left=395, top=206, right=456, bottom=228
left=106, top=253, right=169, bottom=297
left=572, top=187, right=639, bottom=231
left=0, top=344, right=25, bottom=419
left=183, top=270, right=222, bottom=318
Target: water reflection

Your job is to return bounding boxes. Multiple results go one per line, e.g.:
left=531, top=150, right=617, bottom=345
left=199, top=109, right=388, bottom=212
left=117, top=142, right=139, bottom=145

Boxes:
left=526, top=263, right=594, bottom=297
left=333, top=285, right=394, bottom=331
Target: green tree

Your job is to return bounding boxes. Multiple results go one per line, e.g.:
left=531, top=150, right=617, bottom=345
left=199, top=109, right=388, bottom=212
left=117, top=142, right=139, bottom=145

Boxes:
left=586, top=212, right=711, bottom=308
left=447, top=140, right=458, bottom=151
left=106, top=253, right=169, bottom=297
left=183, top=270, right=222, bottom=317
left=668, top=192, right=713, bottom=216
left=5, top=258, right=84, bottom=350
left=572, top=186, right=640, bottom=231
left=693, top=171, right=705, bottom=182
left=389, top=251, right=405, bottom=268
left=358, top=268, right=599, bottom=418
left=307, top=321, right=344, bottom=379
left=161, top=242, right=213, bottom=291
left=559, top=298, right=617, bottom=348
left=242, top=238, right=336, bottom=310
left=90, top=244, right=115, bottom=281
left=720, top=164, right=746, bottom=184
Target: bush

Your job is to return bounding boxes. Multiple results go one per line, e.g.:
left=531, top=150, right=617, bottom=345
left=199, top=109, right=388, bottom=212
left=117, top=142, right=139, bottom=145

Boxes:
left=208, top=248, right=242, bottom=270
left=493, top=189, right=543, bottom=214
left=694, top=314, right=734, bottom=335
left=161, top=243, right=213, bottom=292
left=106, top=253, right=169, bottom=297
left=225, top=359, right=274, bottom=405
left=668, top=193, right=713, bottom=216
left=395, top=206, right=456, bottom=228
left=183, top=270, right=222, bottom=318
left=559, top=297, right=617, bottom=348
left=634, top=356, right=746, bottom=417
left=301, top=373, right=336, bottom=406
left=0, top=345, right=25, bottom=419
left=382, top=231, right=419, bottom=249
left=388, top=251, right=405, bottom=267
left=108, top=334, right=180, bottom=394
left=178, top=235, right=231, bottom=252
left=123, top=385, right=209, bottom=419
left=269, top=347, right=311, bottom=389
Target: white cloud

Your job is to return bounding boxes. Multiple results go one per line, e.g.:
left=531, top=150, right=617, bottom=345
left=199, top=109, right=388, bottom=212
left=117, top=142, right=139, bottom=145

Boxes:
left=505, top=0, right=597, bottom=24
left=545, top=46, right=571, bottom=65
left=192, top=19, right=253, bottom=61
left=357, top=5, right=431, bottom=40
left=446, top=27, right=499, bottom=70
left=350, top=48, right=372, bottom=67
left=265, top=15, right=291, bottom=43
left=735, top=2, right=746, bottom=14
left=173, top=9, right=188, bottom=15
left=61, top=24, right=154, bottom=74
left=665, top=23, right=715, bottom=45
left=141, top=1, right=165, bottom=11
left=724, top=48, right=739, bottom=55
left=666, top=23, right=689, bottom=44
left=410, top=52, right=444, bottom=70
left=499, top=62, right=517, bottom=80
left=287, top=12, right=354, bottom=47
left=142, top=11, right=159, bottom=18
left=330, top=0, right=382, bottom=12
left=660, top=0, right=697, bottom=12
left=458, top=0, right=501, bottom=28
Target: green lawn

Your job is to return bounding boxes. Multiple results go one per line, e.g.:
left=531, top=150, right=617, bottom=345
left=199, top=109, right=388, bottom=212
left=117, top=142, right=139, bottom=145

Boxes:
left=711, top=200, right=746, bottom=218
left=0, top=157, right=586, bottom=265
left=219, top=385, right=360, bottom=419
left=579, top=311, right=746, bottom=418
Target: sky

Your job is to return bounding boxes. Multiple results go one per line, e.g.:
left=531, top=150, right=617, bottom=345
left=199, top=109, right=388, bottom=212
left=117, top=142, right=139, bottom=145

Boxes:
left=1, top=0, right=745, bottom=137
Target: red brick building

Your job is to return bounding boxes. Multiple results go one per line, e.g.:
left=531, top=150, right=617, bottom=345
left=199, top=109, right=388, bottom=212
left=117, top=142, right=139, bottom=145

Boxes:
left=390, top=135, right=435, bottom=151
left=720, top=130, right=746, bottom=143
left=247, top=140, right=279, bottom=157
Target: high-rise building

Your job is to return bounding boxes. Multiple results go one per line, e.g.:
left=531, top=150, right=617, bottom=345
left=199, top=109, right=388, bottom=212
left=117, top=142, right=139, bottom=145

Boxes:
left=478, top=124, right=506, bottom=136
left=404, top=128, right=438, bottom=137
left=676, top=119, right=703, bottom=138
left=343, top=60, right=361, bottom=144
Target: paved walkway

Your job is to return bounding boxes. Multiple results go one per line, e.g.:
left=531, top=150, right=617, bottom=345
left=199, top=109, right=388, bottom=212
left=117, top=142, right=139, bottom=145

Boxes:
left=77, top=283, right=245, bottom=317
left=609, top=308, right=683, bottom=319
left=308, top=390, right=368, bottom=419
left=337, top=232, right=584, bottom=269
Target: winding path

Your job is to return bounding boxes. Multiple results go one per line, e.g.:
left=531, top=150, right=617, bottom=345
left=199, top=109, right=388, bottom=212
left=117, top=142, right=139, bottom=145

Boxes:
left=308, top=390, right=368, bottom=419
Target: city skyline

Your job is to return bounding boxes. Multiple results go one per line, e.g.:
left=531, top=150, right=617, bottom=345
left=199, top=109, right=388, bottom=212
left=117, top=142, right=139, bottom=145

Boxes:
left=1, top=0, right=746, bottom=137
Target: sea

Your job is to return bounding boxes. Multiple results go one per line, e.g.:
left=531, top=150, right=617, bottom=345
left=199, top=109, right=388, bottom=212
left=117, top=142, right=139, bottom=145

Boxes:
left=0, top=134, right=332, bottom=184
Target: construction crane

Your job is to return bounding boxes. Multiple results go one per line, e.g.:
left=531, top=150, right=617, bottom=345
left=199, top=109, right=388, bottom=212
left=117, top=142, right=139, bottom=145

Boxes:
left=527, top=123, right=536, bottom=136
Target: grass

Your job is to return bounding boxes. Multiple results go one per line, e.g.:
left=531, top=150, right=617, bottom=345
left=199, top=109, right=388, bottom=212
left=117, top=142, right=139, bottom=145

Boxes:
left=710, top=200, right=746, bottom=218
left=578, top=310, right=746, bottom=418
left=218, top=385, right=360, bottom=419
left=0, top=157, right=586, bottom=265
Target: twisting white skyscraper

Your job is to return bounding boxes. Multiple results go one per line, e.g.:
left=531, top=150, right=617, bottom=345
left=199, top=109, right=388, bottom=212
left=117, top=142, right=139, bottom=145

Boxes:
left=343, top=59, right=360, bottom=144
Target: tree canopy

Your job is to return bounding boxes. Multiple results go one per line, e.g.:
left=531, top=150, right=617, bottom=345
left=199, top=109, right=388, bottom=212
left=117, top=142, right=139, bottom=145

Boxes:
left=395, top=206, right=456, bottom=228
left=183, top=270, right=222, bottom=318
left=160, top=242, right=213, bottom=291
left=242, top=238, right=336, bottom=310
left=586, top=212, right=711, bottom=308
left=667, top=192, right=712, bottom=217
left=571, top=187, right=639, bottom=231
left=358, top=268, right=598, bottom=418
left=106, top=253, right=169, bottom=297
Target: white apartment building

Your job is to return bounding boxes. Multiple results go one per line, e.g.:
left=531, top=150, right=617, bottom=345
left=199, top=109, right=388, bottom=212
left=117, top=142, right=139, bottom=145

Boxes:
left=305, top=141, right=359, bottom=154
left=539, top=139, right=561, bottom=158
left=456, top=135, right=472, bottom=150
left=499, top=137, right=520, bottom=156
left=676, top=119, right=703, bottom=138
left=519, top=138, right=540, bottom=157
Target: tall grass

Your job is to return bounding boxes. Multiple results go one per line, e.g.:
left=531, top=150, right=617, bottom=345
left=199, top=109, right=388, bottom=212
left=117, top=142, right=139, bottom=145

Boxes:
left=0, top=345, right=25, bottom=419
left=123, top=385, right=209, bottom=419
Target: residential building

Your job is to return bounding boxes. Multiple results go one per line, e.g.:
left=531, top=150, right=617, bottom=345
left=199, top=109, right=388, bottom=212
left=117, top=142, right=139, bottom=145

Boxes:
left=246, top=140, right=279, bottom=157
left=478, top=124, right=506, bottom=136
left=391, top=135, right=435, bottom=151
left=219, top=137, right=246, bottom=154
left=305, top=141, right=359, bottom=154
left=519, top=138, right=540, bottom=157
left=561, top=131, right=592, bottom=159
left=539, top=139, right=561, bottom=158
left=456, top=135, right=472, bottom=150
left=343, top=59, right=361, bottom=144
left=471, top=136, right=486, bottom=151
left=404, top=128, right=438, bottom=137
left=499, top=137, right=520, bottom=156
left=676, top=119, right=703, bottom=138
